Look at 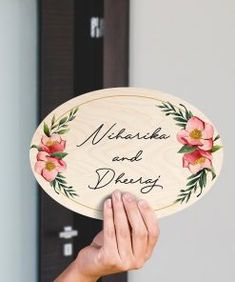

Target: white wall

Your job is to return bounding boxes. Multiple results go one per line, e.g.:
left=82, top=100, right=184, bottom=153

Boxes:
left=129, top=0, right=235, bottom=281
left=0, top=1, right=37, bottom=281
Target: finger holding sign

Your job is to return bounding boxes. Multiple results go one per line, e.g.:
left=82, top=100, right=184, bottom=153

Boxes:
left=111, top=190, right=134, bottom=264
left=137, top=198, right=160, bottom=260
left=122, top=192, right=148, bottom=266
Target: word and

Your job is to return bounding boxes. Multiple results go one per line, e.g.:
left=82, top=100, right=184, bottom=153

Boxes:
left=112, top=150, right=143, bottom=162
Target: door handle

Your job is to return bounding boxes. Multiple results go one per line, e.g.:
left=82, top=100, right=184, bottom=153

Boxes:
left=59, top=226, right=78, bottom=239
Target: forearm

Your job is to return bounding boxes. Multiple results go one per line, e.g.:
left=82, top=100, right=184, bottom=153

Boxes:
left=54, top=261, right=97, bottom=282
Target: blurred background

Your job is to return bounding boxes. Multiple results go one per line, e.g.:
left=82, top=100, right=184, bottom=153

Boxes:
left=0, top=0, right=234, bottom=281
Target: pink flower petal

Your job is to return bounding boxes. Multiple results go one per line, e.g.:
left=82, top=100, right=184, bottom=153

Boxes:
left=183, top=157, right=189, bottom=168
left=37, top=151, right=50, bottom=161
left=46, top=157, right=60, bottom=165
left=34, top=161, right=45, bottom=174
left=199, top=139, right=213, bottom=151
left=39, top=144, right=50, bottom=153
left=50, top=134, right=62, bottom=142
left=188, top=163, right=202, bottom=174
left=202, top=123, right=214, bottom=139
left=186, top=116, right=204, bottom=132
left=61, top=140, right=66, bottom=149
left=177, top=130, right=188, bottom=144
left=41, top=135, right=50, bottom=145
left=182, top=148, right=212, bottom=174
left=183, top=150, right=201, bottom=164
left=49, top=143, right=65, bottom=153
left=45, top=157, right=66, bottom=172
left=40, top=134, right=66, bottom=153
left=199, top=150, right=213, bottom=160
left=42, top=168, right=58, bottom=182
left=56, top=159, right=67, bottom=172
left=202, top=159, right=212, bottom=170
left=184, top=136, right=202, bottom=146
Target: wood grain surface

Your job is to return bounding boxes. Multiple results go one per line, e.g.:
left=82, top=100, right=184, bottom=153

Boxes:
left=30, top=87, right=223, bottom=219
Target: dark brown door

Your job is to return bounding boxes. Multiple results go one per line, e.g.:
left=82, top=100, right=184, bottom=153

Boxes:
left=39, top=0, right=129, bottom=281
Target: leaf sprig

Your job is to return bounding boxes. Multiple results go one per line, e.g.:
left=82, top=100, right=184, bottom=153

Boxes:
left=175, top=168, right=216, bottom=204
left=43, top=107, right=79, bottom=137
left=50, top=173, right=78, bottom=199
left=157, top=102, right=193, bottom=128
left=32, top=107, right=80, bottom=199
left=157, top=101, right=222, bottom=205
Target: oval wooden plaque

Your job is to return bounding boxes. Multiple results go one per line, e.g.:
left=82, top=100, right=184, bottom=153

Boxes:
left=29, top=88, right=223, bottom=219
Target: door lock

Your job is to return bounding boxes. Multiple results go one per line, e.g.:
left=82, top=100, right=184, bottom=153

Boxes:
left=59, top=226, right=78, bottom=239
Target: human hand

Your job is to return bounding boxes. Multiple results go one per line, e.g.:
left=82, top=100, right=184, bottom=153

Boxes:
left=54, top=190, right=160, bottom=282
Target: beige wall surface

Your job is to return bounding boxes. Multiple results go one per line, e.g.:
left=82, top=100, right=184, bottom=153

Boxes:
left=129, top=0, right=235, bottom=281
left=0, top=1, right=37, bottom=281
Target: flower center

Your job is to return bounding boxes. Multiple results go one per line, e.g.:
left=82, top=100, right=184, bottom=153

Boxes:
left=189, top=129, right=202, bottom=140
left=194, top=157, right=205, bottom=165
left=46, top=140, right=57, bottom=147
left=45, top=161, right=56, bottom=171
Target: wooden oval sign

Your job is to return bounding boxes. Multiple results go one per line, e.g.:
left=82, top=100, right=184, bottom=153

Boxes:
left=29, top=88, right=223, bottom=219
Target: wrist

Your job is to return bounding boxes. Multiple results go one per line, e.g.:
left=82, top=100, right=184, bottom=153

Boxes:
left=54, top=260, right=98, bottom=282
left=73, top=257, right=99, bottom=282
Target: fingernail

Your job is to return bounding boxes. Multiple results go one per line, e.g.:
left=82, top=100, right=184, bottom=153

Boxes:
left=123, top=192, right=134, bottom=202
left=105, top=198, right=112, bottom=208
left=113, top=190, right=121, bottom=201
left=138, top=199, right=149, bottom=208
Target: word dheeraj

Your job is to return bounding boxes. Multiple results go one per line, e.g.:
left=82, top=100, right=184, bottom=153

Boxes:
left=77, top=123, right=170, bottom=147
left=88, top=168, right=163, bottom=194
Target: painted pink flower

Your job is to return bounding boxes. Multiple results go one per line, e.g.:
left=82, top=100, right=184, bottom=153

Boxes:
left=177, top=116, right=214, bottom=151
left=40, top=134, right=66, bottom=154
left=34, top=151, right=66, bottom=182
left=183, top=149, right=212, bottom=174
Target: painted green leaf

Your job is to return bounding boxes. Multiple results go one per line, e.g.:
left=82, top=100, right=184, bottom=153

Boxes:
left=59, top=117, right=67, bottom=126
left=51, top=124, right=58, bottom=130
left=211, top=170, right=216, bottom=180
left=199, top=174, right=204, bottom=189
left=73, top=107, right=79, bottom=114
left=68, top=115, right=76, bottom=121
left=188, top=111, right=193, bottom=119
left=57, top=173, right=65, bottom=179
left=57, top=128, right=70, bottom=134
left=175, top=123, right=187, bottom=128
left=43, top=122, right=50, bottom=137
left=51, top=180, right=56, bottom=189
left=186, top=191, right=191, bottom=203
left=51, top=114, right=56, bottom=126
left=187, top=170, right=203, bottom=180
left=51, top=152, right=68, bottom=159
left=186, top=177, right=200, bottom=187
left=213, top=134, right=220, bottom=142
left=173, top=117, right=187, bottom=123
left=202, top=171, right=207, bottom=187
left=56, top=178, right=67, bottom=184
left=178, top=145, right=197, bottom=154
left=206, top=168, right=216, bottom=180
left=53, top=176, right=78, bottom=198
left=168, top=102, right=176, bottom=111
left=210, top=145, right=223, bottom=153
left=30, top=144, right=41, bottom=150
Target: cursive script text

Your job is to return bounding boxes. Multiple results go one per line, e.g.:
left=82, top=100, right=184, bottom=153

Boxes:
left=88, top=168, right=163, bottom=194
left=77, top=123, right=170, bottom=147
